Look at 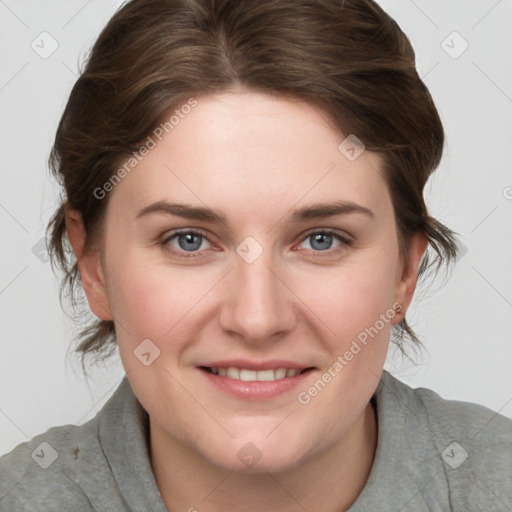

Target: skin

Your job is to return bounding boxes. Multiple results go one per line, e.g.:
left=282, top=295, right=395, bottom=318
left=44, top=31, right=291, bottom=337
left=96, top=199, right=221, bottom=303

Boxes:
left=66, top=88, right=427, bottom=511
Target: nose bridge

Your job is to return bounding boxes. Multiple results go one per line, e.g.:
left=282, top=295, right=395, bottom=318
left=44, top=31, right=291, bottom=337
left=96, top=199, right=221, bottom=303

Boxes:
left=220, top=239, right=294, bottom=341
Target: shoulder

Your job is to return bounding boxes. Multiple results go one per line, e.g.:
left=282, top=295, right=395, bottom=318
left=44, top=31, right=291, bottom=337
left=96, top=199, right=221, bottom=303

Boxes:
left=0, top=377, right=155, bottom=512
left=380, top=371, right=512, bottom=507
left=383, top=370, right=512, bottom=439
left=0, top=378, right=138, bottom=512
left=0, top=420, right=100, bottom=511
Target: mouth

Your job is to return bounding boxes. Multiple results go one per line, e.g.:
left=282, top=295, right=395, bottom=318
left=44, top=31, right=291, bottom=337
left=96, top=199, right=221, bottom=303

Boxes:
left=198, top=366, right=315, bottom=382
left=196, top=359, right=317, bottom=399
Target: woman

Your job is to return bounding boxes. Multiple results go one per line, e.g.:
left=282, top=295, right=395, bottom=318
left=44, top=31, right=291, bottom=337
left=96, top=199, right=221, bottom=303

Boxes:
left=1, top=0, right=511, bottom=510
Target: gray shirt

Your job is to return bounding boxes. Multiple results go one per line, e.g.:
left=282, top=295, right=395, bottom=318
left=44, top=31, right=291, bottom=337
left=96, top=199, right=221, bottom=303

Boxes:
left=1, top=370, right=511, bottom=511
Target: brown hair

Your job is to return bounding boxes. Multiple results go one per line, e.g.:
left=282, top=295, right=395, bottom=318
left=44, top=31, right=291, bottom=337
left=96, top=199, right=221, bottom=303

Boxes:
left=46, top=0, right=459, bottom=373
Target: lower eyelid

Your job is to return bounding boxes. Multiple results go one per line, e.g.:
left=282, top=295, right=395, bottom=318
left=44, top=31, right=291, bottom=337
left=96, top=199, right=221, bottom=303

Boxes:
left=296, top=231, right=352, bottom=251
left=161, top=229, right=352, bottom=256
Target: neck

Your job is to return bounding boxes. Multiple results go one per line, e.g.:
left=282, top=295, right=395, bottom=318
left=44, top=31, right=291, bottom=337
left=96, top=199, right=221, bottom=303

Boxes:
left=149, top=400, right=377, bottom=512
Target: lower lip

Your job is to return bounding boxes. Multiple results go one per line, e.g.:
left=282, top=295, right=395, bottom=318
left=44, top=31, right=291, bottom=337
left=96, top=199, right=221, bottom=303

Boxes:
left=197, top=367, right=315, bottom=400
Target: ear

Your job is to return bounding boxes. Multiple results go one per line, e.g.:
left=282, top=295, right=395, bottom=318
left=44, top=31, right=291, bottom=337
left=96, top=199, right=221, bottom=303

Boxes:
left=64, top=207, right=113, bottom=321
left=391, top=232, right=428, bottom=325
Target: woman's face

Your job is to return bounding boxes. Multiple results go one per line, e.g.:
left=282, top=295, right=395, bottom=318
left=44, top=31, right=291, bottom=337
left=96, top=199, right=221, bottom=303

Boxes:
left=81, top=89, right=424, bottom=472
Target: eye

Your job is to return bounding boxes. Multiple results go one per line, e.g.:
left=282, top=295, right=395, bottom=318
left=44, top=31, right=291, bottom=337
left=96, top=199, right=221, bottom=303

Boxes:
left=160, top=228, right=352, bottom=259
left=161, top=229, right=213, bottom=257
left=296, top=229, right=353, bottom=256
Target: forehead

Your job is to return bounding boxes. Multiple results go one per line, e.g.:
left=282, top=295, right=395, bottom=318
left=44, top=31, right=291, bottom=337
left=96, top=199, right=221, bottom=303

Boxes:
left=108, top=90, right=392, bottom=226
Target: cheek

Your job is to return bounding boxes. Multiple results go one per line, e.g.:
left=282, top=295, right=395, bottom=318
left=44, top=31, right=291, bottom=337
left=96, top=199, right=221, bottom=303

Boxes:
left=303, top=253, right=398, bottom=337
left=105, top=250, right=219, bottom=349
left=105, top=232, right=399, bottom=352
left=112, top=270, right=185, bottom=336
left=102, top=248, right=172, bottom=336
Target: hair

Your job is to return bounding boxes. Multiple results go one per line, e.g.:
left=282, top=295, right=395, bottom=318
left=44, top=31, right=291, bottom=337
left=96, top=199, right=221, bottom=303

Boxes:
left=46, top=0, right=460, bottom=375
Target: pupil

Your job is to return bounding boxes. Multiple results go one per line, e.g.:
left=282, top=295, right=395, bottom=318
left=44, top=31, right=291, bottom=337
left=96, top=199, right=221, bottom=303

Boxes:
left=179, top=233, right=202, bottom=251
left=311, top=233, right=332, bottom=251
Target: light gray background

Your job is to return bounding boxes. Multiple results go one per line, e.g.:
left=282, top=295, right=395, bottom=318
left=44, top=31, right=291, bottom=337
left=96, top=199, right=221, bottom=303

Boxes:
left=1, top=0, right=511, bottom=456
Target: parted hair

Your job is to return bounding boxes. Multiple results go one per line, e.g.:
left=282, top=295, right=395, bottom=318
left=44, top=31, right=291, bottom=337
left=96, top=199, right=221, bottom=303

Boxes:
left=46, top=0, right=459, bottom=372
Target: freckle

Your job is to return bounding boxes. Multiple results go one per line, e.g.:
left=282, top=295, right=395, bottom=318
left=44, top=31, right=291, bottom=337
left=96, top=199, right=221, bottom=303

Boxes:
left=74, top=447, right=80, bottom=460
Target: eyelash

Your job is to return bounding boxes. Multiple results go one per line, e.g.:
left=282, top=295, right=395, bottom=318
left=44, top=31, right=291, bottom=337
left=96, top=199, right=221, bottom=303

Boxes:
left=160, top=228, right=353, bottom=259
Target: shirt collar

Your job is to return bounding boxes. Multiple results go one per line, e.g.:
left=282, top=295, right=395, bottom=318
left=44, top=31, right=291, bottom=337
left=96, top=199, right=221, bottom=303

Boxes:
left=91, top=370, right=450, bottom=511
left=96, top=377, right=169, bottom=511
left=347, top=369, right=450, bottom=511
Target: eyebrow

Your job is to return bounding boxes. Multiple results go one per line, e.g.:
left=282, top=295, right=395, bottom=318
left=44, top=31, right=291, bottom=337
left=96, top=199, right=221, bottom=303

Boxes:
left=135, top=200, right=374, bottom=225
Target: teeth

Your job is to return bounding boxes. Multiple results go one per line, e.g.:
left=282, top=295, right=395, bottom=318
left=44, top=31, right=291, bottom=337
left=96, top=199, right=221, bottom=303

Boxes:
left=255, top=369, right=275, bottom=381
left=275, top=368, right=287, bottom=379
left=227, top=367, right=240, bottom=379
left=208, top=366, right=305, bottom=381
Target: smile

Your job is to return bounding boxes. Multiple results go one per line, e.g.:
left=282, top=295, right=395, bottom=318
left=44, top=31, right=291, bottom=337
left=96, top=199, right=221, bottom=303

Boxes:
left=201, top=366, right=312, bottom=381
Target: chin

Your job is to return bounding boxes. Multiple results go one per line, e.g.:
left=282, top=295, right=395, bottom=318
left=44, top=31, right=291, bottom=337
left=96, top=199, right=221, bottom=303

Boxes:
left=201, top=436, right=310, bottom=474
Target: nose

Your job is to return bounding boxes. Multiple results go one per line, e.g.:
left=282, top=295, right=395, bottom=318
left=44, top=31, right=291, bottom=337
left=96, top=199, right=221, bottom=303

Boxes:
left=219, top=248, right=298, bottom=345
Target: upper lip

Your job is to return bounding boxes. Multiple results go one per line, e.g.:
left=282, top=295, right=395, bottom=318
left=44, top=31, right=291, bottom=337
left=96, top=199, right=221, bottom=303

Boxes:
left=198, top=359, right=315, bottom=371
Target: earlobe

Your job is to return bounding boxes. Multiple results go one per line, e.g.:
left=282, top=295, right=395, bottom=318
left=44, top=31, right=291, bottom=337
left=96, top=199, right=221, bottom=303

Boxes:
left=64, top=207, right=113, bottom=321
left=392, top=232, right=428, bottom=324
